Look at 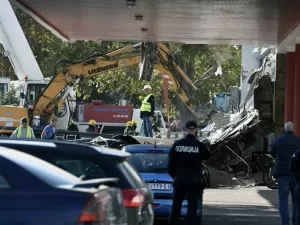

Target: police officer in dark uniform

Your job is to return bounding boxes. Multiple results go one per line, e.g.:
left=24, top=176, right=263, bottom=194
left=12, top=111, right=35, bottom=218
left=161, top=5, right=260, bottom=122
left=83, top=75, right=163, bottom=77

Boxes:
left=168, top=120, right=211, bottom=225
left=290, top=148, right=300, bottom=225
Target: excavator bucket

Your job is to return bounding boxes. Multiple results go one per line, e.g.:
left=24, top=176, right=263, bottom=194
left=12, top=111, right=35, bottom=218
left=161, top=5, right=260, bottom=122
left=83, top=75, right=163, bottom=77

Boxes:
left=139, top=42, right=156, bottom=81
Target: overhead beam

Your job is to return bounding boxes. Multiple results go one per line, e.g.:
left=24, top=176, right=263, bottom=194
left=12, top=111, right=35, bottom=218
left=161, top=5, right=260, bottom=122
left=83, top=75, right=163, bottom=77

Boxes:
left=10, top=0, right=69, bottom=41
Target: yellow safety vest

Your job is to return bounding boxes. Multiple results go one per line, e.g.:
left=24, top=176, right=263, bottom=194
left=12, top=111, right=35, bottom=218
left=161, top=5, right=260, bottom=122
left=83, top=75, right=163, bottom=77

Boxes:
left=140, top=93, right=153, bottom=112
left=17, top=126, right=32, bottom=138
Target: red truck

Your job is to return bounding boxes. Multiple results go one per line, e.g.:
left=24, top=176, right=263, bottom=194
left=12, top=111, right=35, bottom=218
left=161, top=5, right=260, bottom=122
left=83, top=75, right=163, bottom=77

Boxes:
left=76, top=100, right=134, bottom=133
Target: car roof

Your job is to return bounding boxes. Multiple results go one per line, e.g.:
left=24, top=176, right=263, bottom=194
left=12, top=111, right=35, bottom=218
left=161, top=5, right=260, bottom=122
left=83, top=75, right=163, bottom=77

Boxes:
left=123, top=144, right=171, bottom=153
left=92, top=146, right=131, bottom=158
left=0, top=138, right=130, bottom=159
left=0, top=147, right=80, bottom=187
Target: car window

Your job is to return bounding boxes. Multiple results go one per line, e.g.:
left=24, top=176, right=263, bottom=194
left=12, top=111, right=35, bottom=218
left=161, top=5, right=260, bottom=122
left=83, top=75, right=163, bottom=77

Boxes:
left=0, top=174, right=10, bottom=189
left=50, top=158, right=107, bottom=178
left=1, top=150, right=79, bottom=186
left=127, top=153, right=168, bottom=173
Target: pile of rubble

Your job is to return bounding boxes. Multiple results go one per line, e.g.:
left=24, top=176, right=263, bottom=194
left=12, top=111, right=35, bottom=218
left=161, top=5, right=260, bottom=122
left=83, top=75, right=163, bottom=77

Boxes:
left=204, top=50, right=276, bottom=175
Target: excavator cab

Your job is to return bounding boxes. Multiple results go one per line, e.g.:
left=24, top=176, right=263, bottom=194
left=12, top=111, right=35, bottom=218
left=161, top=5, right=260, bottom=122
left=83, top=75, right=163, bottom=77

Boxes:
left=17, top=80, right=48, bottom=127
left=0, top=78, right=10, bottom=97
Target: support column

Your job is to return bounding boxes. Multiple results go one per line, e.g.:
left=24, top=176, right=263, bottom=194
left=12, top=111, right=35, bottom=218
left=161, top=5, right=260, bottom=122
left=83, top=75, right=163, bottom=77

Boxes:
left=274, top=53, right=286, bottom=136
left=294, top=44, right=300, bottom=136
left=285, top=50, right=295, bottom=123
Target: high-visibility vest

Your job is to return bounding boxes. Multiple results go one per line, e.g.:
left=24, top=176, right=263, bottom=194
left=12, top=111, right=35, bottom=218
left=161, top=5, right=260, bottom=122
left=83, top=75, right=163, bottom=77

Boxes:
left=140, top=93, right=153, bottom=112
left=17, top=126, right=32, bottom=138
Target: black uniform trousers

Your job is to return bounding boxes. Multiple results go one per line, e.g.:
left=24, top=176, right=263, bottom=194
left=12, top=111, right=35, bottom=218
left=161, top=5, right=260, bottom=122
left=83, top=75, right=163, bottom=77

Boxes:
left=296, top=183, right=300, bottom=225
left=169, top=182, right=203, bottom=225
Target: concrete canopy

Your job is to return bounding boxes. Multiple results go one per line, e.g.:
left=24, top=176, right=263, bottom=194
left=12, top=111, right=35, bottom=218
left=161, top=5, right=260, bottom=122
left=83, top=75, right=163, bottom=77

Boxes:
left=11, top=0, right=300, bottom=46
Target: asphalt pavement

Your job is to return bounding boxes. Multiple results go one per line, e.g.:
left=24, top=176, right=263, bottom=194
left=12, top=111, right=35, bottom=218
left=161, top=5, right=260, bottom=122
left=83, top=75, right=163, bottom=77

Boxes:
left=154, top=187, right=291, bottom=225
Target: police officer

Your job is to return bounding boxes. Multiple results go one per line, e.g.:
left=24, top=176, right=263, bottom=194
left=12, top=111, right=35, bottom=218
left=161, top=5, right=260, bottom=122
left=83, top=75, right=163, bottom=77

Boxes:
left=290, top=148, right=300, bottom=225
left=168, top=120, right=211, bottom=225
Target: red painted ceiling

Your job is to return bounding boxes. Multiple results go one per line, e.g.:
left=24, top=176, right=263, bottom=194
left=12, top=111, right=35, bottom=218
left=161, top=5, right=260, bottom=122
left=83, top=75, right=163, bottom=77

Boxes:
left=11, top=0, right=300, bottom=45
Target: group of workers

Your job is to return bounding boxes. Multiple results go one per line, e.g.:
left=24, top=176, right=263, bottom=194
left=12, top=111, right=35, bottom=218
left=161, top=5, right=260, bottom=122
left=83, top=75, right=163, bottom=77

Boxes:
left=10, top=117, right=57, bottom=140
left=9, top=84, right=155, bottom=139
left=10, top=116, right=97, bottom=140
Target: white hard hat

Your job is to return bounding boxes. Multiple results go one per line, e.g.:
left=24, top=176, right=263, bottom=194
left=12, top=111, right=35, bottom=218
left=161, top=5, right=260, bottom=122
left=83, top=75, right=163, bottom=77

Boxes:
left=143, top=84, right=152, bottom=90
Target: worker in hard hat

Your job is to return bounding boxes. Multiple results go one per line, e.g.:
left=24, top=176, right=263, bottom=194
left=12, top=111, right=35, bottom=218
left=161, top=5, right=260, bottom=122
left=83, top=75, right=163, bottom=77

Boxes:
left=86, top=119, right=96, bottom=132
left=10, top=117, right=35, bottom=139
left=124, top=120, right=138, bottom=135
left=140, top=84, right=155, bottom=137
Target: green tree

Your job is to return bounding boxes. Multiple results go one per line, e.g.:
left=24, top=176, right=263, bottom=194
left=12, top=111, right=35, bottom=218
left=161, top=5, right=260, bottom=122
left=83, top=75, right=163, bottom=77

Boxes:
left=1, top=87, right=19, bottom=105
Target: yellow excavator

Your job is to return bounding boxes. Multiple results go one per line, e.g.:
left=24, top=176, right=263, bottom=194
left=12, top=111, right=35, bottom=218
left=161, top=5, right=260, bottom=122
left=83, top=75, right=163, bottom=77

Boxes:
left=0, top=42, right=198, bottom=135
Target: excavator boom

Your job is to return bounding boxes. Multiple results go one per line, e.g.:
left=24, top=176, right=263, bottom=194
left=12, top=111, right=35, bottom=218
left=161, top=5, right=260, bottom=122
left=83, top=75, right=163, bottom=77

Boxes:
left=0, top=0, right=43, bottom=81
left=33, top=55, right=141, bottom=117
left=33, top=42, right=198, bottom=124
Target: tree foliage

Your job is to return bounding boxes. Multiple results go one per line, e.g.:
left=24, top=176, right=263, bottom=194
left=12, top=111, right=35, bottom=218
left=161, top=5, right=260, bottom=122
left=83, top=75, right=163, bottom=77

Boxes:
left=0, top=7, right=241, bottom=118
left=0, top=87, right=19, bottom=105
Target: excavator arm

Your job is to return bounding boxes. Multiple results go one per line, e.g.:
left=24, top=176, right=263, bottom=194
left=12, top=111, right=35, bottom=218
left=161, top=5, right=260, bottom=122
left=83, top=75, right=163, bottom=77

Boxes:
left=155, top=43, right=198, bottom=116
left=32, top=42, right=198, bottom=123
left=32, top=43, right=142, bottom=118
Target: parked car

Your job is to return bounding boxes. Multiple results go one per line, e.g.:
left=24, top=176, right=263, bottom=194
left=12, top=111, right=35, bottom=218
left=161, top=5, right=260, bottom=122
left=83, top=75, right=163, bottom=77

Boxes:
left=0, top=139, right=154, bottom=225
left=0, top=147, right=126, bottom=225
left=122, top=144, right=209, bottom=218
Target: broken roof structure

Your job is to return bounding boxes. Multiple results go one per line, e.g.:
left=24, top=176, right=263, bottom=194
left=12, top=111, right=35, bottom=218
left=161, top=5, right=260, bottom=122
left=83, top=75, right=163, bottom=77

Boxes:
left=206, top=49, right=276, bottom=170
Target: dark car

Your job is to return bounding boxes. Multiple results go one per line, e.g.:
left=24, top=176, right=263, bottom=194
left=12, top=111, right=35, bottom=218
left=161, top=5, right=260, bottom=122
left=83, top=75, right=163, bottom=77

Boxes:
left=0, top=139, right=154, bottom=225
left=123, top=144, right=210, bottom=218
left=0, top=147, right=126, bottom=225
left=122, top=144, right=176, bottom=217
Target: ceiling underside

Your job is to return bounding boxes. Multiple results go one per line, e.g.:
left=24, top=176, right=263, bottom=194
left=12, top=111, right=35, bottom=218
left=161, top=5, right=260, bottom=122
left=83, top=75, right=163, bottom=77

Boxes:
left=11, top=0, right=300, bottom=46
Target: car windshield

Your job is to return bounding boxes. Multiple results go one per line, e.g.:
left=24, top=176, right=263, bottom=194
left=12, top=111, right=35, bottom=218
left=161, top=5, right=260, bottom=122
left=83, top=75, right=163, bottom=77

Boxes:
left=127, top=153, right=168, bottom=173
